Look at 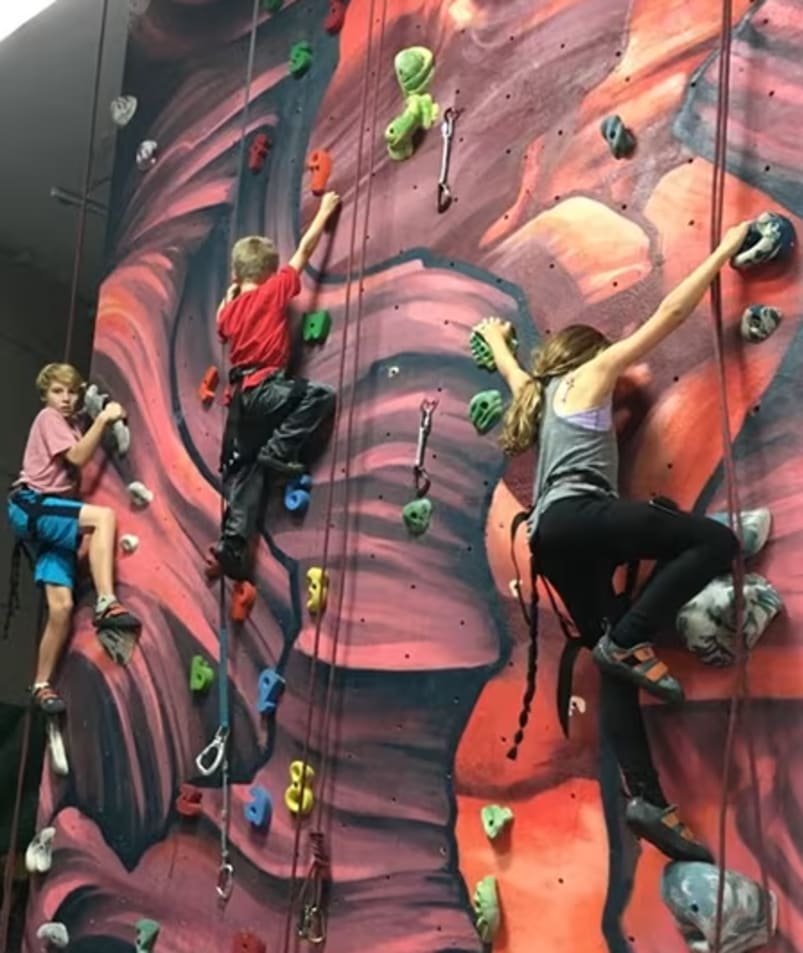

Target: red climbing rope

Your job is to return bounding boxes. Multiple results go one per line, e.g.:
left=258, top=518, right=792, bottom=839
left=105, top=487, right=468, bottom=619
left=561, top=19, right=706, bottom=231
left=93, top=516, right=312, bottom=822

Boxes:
left=280, top=0, right=389, bottom=947
left=707, top=2, right=772, bottom=950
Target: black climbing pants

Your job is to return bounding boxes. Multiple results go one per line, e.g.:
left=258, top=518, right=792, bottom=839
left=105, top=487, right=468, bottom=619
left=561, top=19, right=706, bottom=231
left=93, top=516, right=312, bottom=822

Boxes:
left=534, top=493, right=738, bottom=805
left=221, top=371, right=335, bottom=547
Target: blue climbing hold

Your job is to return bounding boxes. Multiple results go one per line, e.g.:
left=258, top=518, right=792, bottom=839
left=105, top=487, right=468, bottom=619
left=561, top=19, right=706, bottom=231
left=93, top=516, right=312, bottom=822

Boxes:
left=284, top=474, right=312, bottom=513
left=257, top=667, right=286, bottom=715
left=600, top=115, right=636, bottom=159
left=731, top=211, right=796, bottom=271
left=244, top=785, right=272, bottom=829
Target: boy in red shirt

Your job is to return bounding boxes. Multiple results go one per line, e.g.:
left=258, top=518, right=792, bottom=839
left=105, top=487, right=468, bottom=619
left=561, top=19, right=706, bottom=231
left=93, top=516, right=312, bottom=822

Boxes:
left=215, top=190, right=340, bottom=580
left=6, top=363, right=141, bottom=714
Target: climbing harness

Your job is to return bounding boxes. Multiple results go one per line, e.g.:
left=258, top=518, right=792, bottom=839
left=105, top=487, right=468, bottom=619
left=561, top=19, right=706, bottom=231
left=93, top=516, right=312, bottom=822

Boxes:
left=437, top=107, right=458, bottom=213
left=414, top=398, right=438, bottom=497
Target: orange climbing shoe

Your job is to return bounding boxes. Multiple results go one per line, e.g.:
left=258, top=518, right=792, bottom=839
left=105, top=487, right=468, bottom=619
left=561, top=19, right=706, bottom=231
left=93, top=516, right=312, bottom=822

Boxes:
left=625, top=798, right=714, bottom=863
left=31, top=683, right=66, bottom=716
left=592, top=633, right=684, bottom=703
left=94, top=600, right=141, bottom=632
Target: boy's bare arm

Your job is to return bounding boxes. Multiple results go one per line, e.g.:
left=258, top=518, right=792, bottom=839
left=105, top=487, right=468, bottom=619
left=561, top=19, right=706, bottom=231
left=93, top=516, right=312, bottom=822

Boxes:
left=65, top=403, right=123, bottom=468
left=289, top=191, right=340, bottom=273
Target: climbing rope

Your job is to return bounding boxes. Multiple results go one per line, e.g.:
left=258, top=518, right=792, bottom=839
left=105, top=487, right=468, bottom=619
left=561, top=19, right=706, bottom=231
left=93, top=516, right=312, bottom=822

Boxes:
left=280, top=0, right=389, bottom=947
left=707, top=2, right=772, bottom=950
left=0, top=3, right=112, bottom=948
left=194, top=0, right=263, bottom=907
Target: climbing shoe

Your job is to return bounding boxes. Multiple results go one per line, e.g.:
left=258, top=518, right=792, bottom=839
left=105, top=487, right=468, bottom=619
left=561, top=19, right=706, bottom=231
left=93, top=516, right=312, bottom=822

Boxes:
left=216, top=538, right=251, bottom=582
left=625, top=797, right=714, bottom=863
left=592, top=632, right=684, bottom=703
left=94, top=600, right=141, bottom=632
left=31, top=683, right=66, bottom=716
left=256, top=448, right=305, bottom=477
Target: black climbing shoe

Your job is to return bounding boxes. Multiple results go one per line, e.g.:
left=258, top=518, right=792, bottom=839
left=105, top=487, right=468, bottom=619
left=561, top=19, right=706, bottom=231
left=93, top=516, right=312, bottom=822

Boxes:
left=216, top=540, right=251, bottom=582
left=625, top=797, right=714, bottom=863
left=31, top=683, right=66, bottom=716
left=592, top=633, right=684, bottom=704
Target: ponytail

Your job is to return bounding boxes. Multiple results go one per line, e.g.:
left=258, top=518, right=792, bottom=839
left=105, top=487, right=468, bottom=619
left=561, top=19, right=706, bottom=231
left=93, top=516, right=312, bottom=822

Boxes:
left=499, top=376, right=544, bottom=456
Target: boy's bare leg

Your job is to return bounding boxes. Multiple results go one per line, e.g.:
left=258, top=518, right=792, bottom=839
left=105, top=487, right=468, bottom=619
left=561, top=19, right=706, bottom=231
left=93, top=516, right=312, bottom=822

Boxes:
left=78, top=504, right=141, bottom=630
left=31, top=585, right=73, bottom=714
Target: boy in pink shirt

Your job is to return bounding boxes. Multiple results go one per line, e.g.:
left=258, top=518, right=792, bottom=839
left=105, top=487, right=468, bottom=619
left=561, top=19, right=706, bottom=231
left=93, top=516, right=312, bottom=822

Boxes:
left=6, top=363, right=140, bottom=714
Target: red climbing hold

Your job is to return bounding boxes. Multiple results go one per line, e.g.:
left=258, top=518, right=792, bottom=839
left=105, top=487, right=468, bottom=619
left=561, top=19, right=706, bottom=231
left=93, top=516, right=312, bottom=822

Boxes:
left=248, top=133, right=271, bottom=174
left=175, top=784, right=203, bottom=817
left=198, top=365, right=219, bottom=403
left=230, top=580, right=257, bottom=622
left=232, top=932, right=266, bottom=953
left=307, top=149, right=333, bottom=196
left=323, top=0, right=346, bottom=34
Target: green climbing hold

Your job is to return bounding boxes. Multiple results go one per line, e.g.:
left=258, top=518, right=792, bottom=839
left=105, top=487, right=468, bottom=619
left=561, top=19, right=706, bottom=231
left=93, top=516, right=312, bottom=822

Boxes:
left=394, top=46, right=435, bottom=96
left=481, top=804, right=514, bottom=840
left=189, top=655, right=214, bottom=694
left=402, top=498, right=433, bottom=536
left=469, top=390, right=504, bottom=435
left=472, top=875, right=501, bottom=943
left=135, top=918, right=160, bottom=953
left=469, top=328, right=518, bottom=372
left=385, top=92, right=439, bottom=161
left=289, top=41, right=313, bottom=77
left=262, top=0, right=283, bottom=11
left=302, top=309, right=332, bottom=344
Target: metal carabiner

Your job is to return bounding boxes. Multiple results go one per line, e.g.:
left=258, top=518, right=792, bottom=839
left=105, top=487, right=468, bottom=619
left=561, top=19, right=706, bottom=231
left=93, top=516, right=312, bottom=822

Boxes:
left=195, top=725, right=229, bottom=777
left=437, top=108, right=458, bottom=213
left=298, top=904, right=326, bottom=944
left=216, top=860, right=235, bottom=902
left=414, top=399, right=438, bottom=497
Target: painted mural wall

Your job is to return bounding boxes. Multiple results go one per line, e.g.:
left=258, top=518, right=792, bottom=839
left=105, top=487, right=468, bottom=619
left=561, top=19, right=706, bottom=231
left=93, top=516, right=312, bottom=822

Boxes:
left=24, top=0, right=803, bottom=951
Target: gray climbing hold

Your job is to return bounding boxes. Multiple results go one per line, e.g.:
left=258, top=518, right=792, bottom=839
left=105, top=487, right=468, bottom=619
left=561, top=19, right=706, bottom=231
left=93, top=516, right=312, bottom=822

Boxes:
left=110, top=95, right=138, bottom=128
left=740, top=305, right=781, bottom=343
left=136, top=139, right=158, bottom=171
left=25, top=826, right=56, bottom=874
left=127, top=481, right=153, bottom=508
left=707, top=507, right=771, bottom=559
left=36, top=922, right=69, bottom=948
left=402, top=498, right=433, bottom=536
left=481, top=804, right=513, bottom=840
left=600, top=114, right=636, bottom=158
left=661, top=861, right=777, bottom=953
left=731, top=212, right=796, bottom=271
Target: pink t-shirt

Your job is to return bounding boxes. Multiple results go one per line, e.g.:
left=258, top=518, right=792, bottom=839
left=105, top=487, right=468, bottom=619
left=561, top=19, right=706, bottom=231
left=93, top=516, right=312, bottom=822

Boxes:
left=17, top=407, right=82, bottom=496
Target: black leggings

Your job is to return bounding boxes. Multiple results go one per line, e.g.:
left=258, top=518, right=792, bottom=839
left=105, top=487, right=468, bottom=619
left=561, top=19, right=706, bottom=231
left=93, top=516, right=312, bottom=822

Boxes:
left=534, top=493, right=738, bottom=804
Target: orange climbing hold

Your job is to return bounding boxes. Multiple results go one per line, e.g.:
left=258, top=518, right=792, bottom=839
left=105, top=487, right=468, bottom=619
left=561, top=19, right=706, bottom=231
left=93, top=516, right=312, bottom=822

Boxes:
left=307, top=149, right=332, bottom=196
left=198, top=365, right=219, bottom=403
left=175, top=783, right=203, bottom=817
left=230, top=580, right=257, bottom=622
left=323, top=0, right=346, bottom=34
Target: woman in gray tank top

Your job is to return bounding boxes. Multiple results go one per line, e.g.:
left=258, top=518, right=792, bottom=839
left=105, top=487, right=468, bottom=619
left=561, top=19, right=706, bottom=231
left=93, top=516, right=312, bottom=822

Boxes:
left=474, top=220, right=751, bottom=866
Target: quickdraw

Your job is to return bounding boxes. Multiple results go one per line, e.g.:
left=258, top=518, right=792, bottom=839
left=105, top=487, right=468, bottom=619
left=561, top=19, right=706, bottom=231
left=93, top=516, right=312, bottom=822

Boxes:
left=194, top=619, right=234, bottom=903
left=437, top=107, right=458, bottom=213
left=414, top=398, right=438, bottom=497
left=296, top=831, right=329, bottom=945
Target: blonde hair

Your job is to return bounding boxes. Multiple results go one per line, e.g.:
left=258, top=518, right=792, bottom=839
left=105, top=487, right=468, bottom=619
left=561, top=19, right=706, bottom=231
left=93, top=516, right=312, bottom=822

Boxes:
left=500, top=324, right=611, bottom=455
left=231, top=236, right=279, bottom=283
left=35, top=363, right=85, bottom=400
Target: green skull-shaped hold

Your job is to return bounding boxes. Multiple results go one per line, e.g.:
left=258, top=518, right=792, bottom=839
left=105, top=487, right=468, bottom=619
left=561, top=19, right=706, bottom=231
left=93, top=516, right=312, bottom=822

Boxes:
left=393, top=46, right=435, bottom=96
left=135, top=919, right=160, bottom=953
left=402, top=498, right=433, bottom=536
left=469, top=390, right=504, bottom=434
left=289, top=41, right=313, bottom=77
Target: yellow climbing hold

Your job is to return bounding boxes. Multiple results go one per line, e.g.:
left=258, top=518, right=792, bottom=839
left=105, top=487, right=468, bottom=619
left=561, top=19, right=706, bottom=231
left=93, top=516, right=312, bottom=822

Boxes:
left=284, top=760, right=316, bottom=815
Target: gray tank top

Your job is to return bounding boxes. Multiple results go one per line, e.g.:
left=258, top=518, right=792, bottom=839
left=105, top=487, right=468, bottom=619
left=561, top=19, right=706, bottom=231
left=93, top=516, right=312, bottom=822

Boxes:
left=528, top=375, right=619, bottom=537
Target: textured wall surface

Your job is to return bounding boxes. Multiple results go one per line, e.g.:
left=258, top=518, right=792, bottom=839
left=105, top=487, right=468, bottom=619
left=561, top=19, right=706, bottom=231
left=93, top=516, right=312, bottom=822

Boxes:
left=24, top=0, right=803, bottom=951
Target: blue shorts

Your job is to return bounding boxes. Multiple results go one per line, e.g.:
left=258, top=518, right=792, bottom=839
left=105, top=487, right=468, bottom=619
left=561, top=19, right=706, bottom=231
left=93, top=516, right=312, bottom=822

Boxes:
left=7, top=488, right=82, bottom=589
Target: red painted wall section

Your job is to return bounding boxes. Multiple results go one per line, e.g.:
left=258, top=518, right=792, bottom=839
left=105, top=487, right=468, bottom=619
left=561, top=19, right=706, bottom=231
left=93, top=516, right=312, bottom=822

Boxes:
left=23, top=0, right=803, bottom=951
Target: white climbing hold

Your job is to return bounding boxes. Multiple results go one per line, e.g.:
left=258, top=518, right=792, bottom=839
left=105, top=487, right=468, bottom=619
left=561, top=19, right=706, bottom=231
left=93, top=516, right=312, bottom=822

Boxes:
left=36, top=921, right=69, bottom=948
left=708, top=507, right=772, bottom=559
left=83, top=383, right=105, bottom=419
left=113, top=420, right=131, bottom=456
left=387, top=365, right=400, bottom=378
left=25, top=826, right=56, bottom=874
left=120, top=534, right=140, bottom=554
left=569, top=695, right=586, bottom=716
left=46, top=720, right=69, bottom=777
left=508, top=578, right=520, bottom=598
left=110, top=95, right=138, bottom=128
left=136, top=139, right=158, bottom=172
left=127, top=481, right=153, bottom=508
left=472, top=875, right=501, bottom=943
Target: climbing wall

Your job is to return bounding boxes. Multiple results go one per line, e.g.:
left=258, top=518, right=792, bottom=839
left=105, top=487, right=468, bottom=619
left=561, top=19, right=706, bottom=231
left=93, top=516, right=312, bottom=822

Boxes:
left=24, top=0, right=803, bottom=951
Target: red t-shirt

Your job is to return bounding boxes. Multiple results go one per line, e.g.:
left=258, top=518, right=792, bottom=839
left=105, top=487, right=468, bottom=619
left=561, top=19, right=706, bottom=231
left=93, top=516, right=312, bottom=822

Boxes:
left=217, top=265, right=301, bottom=393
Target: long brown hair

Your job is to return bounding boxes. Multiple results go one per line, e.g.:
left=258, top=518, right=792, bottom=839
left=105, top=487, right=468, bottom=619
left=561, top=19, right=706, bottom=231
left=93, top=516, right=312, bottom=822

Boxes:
left=499, top=324, right=611, bottom=455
